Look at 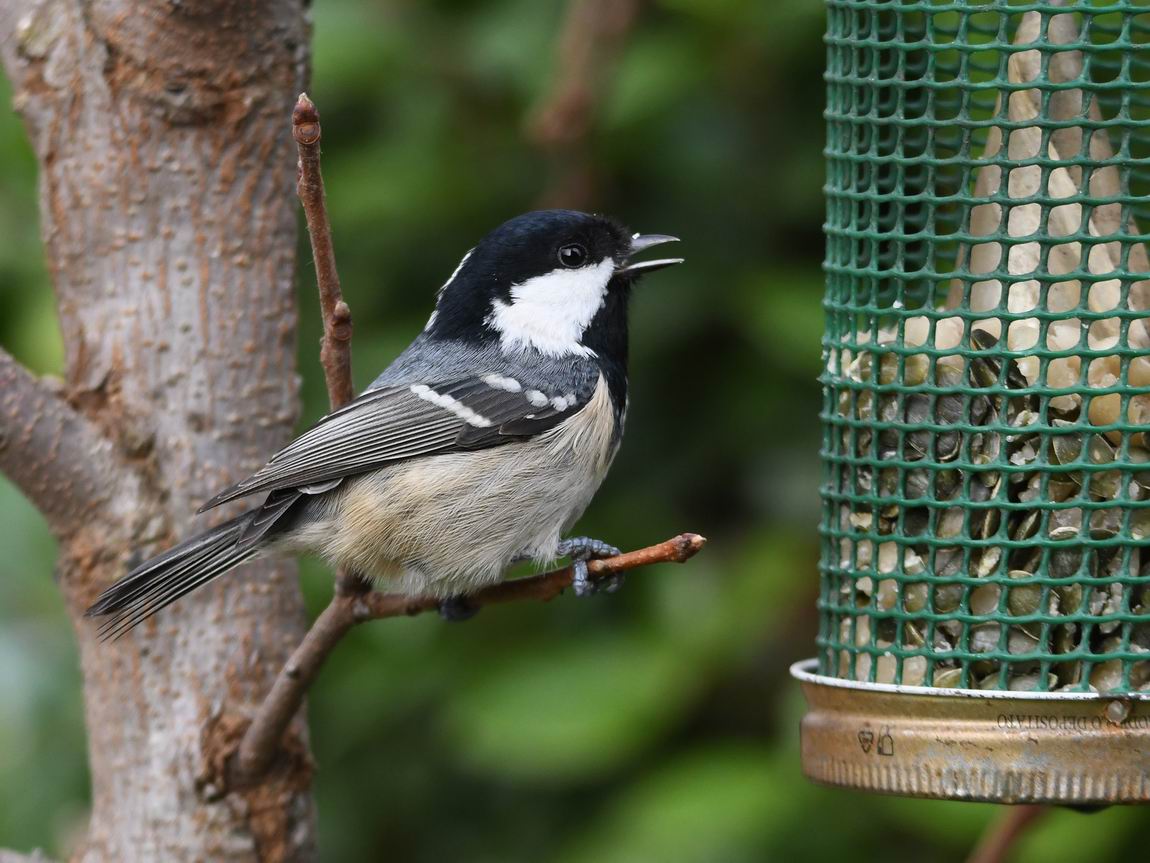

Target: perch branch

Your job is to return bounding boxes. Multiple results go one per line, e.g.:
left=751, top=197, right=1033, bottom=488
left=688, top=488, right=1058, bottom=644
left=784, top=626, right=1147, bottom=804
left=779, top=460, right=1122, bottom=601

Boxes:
left=294, top=93, right=354, bottom=412
left=0, top=347, right=132, bottom=537
left=234, top=533, right=706, bottom=782
left=528, top=0, right=641, bottom=209
left=966, top=805, right=1047, bottom=863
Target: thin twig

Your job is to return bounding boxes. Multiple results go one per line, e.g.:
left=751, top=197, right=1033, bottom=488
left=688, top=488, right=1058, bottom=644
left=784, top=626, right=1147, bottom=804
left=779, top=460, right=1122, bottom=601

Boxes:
left=233, top=92, right=366, bottom=785
left=294, top=93, right=354, bottom=412
left=293, top=94, right=366, bottom=598
left=528, top=0, right=641, bottom=209
left=235, top=533, right=706, bottom=780
left=966, top=805, right=1047, bottom=863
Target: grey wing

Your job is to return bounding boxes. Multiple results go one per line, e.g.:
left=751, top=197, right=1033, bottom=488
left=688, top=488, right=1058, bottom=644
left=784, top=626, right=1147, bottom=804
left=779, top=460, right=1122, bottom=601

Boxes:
left=199, top=376, right=593, bottom=512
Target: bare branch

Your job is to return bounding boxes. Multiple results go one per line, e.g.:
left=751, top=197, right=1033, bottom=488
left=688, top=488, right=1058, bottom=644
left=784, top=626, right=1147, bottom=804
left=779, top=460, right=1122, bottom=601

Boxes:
left=0, top=347, right=132, bottom=537
left=0, top=1, right=28, bottom=84
left=232, top=91, right=367, bottom=784
left=294, top=93, right=354, bottom=412
left=0, top=849, right=55, bottom=863
left=966, top=805, right=1047, bottom=863
left=0, top=0, right=64, bottom=98
left=233, top=533, right=707, bottom=783
left=528, top=0, right=642, bottom=209
left=293, top=93, right=369, bottom=597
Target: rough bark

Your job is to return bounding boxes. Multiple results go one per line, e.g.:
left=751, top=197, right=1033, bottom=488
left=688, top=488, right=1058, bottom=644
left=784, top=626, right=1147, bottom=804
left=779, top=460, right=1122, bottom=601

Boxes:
left=0, top=851, right=54, bottom=863
left=0, top=347, right=139, bottom=540
left=1, top=1, right=316, bottom=860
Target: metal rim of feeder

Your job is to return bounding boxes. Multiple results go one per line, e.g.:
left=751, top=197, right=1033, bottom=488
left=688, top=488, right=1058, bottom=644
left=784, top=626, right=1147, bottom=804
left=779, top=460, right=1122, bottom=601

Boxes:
left=793, top=660, right=1150, bottom=803
left=797, top=0, right=1150, bottom=804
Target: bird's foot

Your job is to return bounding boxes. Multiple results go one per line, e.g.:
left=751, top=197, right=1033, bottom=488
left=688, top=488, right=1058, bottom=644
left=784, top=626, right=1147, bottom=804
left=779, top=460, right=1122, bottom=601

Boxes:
left=556, top=536, right=623, bottom=597
left=438, top=595, right=480, bottom=622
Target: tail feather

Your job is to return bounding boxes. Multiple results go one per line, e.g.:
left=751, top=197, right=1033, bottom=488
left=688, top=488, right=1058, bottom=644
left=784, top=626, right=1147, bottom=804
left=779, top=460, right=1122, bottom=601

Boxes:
left=86, top=513, right=258, bottom=640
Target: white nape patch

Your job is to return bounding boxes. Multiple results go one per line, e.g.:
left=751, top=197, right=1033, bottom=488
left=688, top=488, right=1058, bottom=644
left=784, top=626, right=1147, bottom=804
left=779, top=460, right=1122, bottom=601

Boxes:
left=525, top=389, right=549, bottom=408
left=485, top=258, right=614, bottom=357
left=482, top=374, right=522, bottom=393
left=440, top=249, right=473, bottom=297
left=425, top=249, right=473, bottom=331
left=410, top=383, right=492, bottom=428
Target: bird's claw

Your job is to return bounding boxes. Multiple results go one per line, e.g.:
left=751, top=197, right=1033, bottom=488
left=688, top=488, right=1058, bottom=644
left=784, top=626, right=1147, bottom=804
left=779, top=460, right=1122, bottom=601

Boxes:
left=557, top=536, right=623, bottom=597
left=571, top=560, right=627, bottom=597
left=557, top=536, right=621, bottom=561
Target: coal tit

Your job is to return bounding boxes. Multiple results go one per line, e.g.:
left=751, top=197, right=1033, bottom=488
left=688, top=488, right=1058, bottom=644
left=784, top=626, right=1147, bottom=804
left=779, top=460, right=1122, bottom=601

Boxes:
left=87, top=209, right=682, bottom=636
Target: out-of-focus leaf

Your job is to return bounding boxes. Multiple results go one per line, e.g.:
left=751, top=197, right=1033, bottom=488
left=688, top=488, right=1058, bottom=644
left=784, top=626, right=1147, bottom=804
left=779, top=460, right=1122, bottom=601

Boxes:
left=877, top=796, right=997, bottom=847
left=1013, top=805, right=1141, bottom=863
left=556, top=745, right=788, bottom=863
left=0, top=482, right=58, bottom=610
left=441, top=633, right=691, bottom=780
left=743, top=269, right=825, bottom=375
left=7, top=292, right=65, bottom=375
left=466, top=0, right=560, bottom=97
left=312, top=1, right=403, bottom=97
left=654, top=0, right=757, bottom=24
left=649, top=530, right=806, bottom=664
left=604, top=33, right=705, bottom=130
left=0, top=482, right=86, bottom=851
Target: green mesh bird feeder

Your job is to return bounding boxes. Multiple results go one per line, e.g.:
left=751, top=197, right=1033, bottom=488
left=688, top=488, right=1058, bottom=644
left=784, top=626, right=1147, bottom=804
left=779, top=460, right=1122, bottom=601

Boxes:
left=793, top=0, right=1150, bottom=803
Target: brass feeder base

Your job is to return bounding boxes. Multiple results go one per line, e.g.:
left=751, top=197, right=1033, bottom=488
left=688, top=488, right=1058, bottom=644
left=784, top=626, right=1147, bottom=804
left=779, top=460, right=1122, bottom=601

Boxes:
left=791, top=660, right=1150, bottom=804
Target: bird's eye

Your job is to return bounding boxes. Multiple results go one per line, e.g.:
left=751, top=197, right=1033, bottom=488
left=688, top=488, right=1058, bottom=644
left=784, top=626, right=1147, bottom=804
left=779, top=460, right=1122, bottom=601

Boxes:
left=557, top=243, right=588, bottom=268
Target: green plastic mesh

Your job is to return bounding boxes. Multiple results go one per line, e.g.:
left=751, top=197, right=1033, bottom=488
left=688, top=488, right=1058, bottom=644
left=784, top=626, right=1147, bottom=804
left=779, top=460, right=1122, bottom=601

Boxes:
left=819, top=0, right=1150, bottom=693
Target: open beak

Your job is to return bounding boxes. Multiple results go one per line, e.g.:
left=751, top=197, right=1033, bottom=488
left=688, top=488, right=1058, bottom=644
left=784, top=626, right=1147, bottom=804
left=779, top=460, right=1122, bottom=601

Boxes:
left=616, top=233, right=683, bottom=276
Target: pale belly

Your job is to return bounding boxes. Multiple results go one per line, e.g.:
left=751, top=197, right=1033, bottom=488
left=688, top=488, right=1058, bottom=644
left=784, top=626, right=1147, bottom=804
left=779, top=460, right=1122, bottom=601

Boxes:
left=289, top=375, right=619, bottom=596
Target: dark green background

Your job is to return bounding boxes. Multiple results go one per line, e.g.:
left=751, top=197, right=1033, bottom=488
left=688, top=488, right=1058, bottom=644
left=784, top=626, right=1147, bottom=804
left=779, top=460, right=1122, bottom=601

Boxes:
left=1, top=1, right=1145, bottom=860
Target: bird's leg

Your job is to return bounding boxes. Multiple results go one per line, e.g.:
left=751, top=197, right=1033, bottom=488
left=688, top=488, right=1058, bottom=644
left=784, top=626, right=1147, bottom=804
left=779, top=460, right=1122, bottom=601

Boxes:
left=438, top=595, right=480, bottom=622
left=556, top=536, right=623, bottom=597
left=440, top=537, right=623, bottom=619
left=439, top=551, right=536, bottom=621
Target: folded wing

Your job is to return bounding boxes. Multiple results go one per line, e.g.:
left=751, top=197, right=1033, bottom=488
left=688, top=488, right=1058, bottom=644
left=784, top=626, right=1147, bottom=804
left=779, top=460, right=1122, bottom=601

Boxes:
left=199, top=375, right=591, bottom=511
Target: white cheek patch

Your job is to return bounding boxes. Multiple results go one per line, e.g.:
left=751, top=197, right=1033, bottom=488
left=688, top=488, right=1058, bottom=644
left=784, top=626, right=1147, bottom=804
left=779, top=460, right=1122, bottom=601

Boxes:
left=485, top=258, right=614, bottom=357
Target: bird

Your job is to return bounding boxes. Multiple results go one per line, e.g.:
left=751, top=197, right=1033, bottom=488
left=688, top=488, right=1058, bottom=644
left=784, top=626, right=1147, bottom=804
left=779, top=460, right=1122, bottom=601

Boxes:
left=86, top=209, right=682, bottom=638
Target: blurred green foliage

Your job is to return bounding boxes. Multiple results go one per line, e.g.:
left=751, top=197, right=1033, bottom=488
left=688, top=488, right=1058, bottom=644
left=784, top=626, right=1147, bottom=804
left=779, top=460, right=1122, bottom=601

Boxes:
left=1, top=1, right=1147, bottom=860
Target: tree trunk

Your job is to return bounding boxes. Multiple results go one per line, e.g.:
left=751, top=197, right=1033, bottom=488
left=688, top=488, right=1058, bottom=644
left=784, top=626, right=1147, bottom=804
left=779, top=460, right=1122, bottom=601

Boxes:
left=0, top=2, right=316, bottom=859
